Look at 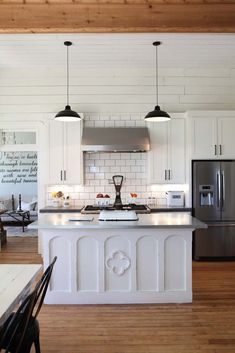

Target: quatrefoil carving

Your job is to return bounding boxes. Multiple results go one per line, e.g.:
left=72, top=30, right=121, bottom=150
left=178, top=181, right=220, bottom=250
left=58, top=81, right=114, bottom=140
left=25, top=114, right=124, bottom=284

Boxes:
left=106, top=250, right=131, bottom=276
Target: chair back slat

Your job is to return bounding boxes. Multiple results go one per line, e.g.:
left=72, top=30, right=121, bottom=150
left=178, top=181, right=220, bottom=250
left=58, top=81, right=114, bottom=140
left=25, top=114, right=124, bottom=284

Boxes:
left=0, top=289, right=37, bottom=353
left=34, top=256, right=57, bottom=318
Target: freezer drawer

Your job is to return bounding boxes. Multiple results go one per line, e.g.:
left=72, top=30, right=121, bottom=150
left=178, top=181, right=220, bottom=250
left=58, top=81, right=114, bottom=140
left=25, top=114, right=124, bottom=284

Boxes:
left=193, top=224, right=235, bottom=260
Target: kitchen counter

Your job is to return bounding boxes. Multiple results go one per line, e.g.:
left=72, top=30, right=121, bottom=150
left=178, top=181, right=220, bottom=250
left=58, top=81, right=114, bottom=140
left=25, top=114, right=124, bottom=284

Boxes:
left=39, top=206, right=84, bottom=213
left=29, top=213, right=206, bottom=305
left=40, top=205, right=191, bottom=214
left=149, top=206, right=191, bottom=212
left=30, top=212, right=204, bottom=229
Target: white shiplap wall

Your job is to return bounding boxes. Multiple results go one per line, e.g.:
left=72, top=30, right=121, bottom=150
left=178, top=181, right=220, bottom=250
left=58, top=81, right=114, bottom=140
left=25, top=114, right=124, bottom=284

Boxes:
left=1, top=66, right=235, bottom=115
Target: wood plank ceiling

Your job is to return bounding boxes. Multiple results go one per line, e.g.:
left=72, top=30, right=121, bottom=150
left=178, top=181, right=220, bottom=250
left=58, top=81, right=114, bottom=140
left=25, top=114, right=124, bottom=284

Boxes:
left=0, top=0, right=235, bottom=33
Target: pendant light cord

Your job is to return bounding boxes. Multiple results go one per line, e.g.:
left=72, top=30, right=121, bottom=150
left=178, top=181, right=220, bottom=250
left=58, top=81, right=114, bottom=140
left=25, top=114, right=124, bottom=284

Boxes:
left=66, top=44, right=69, bottom=106
left=155, top=44, right=158, bottom=107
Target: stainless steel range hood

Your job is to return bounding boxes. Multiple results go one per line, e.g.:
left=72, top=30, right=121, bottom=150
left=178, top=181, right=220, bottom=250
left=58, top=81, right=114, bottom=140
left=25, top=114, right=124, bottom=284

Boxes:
left=81, top=127, right=150, bottom=152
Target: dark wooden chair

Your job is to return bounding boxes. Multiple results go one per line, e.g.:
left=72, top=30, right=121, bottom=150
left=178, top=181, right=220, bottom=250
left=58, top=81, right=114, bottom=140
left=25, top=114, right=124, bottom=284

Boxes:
left=0, top=289, right=38, bottom=353
left=0, top=256, right=57, bottom=353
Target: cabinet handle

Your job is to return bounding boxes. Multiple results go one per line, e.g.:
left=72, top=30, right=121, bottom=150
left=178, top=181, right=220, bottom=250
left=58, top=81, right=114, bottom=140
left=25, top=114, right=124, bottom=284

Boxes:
left=219, top=144, right=222, bottom=155
left=60, top=170, right=63, bottom=181
left=214, top=145, right=217, bottom=156
left=168, top=170, right=171, bottom=180
left=165, top=170, right=167, bottom=180
left=64, top=170, right=66, bottom=181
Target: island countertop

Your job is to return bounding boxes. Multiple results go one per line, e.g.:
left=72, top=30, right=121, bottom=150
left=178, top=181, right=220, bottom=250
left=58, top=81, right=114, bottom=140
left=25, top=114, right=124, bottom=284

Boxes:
left=29, top=212, right=206, bottom=230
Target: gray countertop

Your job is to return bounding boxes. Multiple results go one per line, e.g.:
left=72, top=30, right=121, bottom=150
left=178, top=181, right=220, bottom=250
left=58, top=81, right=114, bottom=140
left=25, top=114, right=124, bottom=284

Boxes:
left=29, top=212, right=206, bottom=230
left=40, top=206, right=191, bottom=213
left=40, top=206, right=84, bottom=213
left=148, top=206, right=191, bottom=212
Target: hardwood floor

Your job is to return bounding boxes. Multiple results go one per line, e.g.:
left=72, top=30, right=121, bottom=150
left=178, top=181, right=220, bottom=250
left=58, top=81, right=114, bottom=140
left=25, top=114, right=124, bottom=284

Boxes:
left=1, top=237, right=235, bottom=353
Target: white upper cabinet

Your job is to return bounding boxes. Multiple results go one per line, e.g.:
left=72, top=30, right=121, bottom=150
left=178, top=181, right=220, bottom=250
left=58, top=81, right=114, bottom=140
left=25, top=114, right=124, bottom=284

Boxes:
left=147, top=115, right=186, bottom=184
left=190, top=117, right=217, bottom=159
left=217, top=118, right=235, bottom=158
left=188, top=112, right=235, bottom=159
left=49, top=120, right=83, bottom=185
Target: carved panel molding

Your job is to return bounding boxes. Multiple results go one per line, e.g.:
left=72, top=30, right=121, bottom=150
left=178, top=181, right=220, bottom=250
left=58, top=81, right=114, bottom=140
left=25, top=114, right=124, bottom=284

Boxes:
left=105, top=250, right=131, bottom=276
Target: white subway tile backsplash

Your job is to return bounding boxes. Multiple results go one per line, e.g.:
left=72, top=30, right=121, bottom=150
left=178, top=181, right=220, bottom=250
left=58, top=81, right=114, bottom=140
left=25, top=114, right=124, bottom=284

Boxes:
left=105, top=159, right=115, bottom=166
left=131, top=166, right=141, bottom=172
left=136, top=173, right=146, bottom=179
left=99, top=166, right=111, bottom=173
left=100, top=179, right=108, bottom=186
left=95, top=159, right=105, bottom=167
left=120, top=166, right=131, bottom=173
left=130, top=114, right=141, bottom=120
left=86, top=173, right=95, bottom=180
left=136, top=159, right=145, bottom=166
left=87, top=153, right=98, bottom=160
left=141, top=166, right=147, bottom=172
left=94, top=120, right=105, bottom=127
left=125, top=121, right=136, bottom=127
left=73, top=185, right=84, bottom=192
left=89, top=166, right=100, bottom=173
left=104, top=121, right=115, bottom=127
left=85, top=121, right=95, bottom=127
left=89, top=180, right=100, bottom=186
left=95, top=173, right=105, bottom=179
left=131, top=153, right=141, bottom=160
left=99, top=153, right=111, bottom=160
left=84, top=186, right=95, bottom=193
left=115, top=121, right=126, bottom=127
left=121, top=115, right=129, bottom=120
left=89, top=115, right=99, bottom=121
left=79, top=192, right=88, bottom=199
left=116, top=159, right=126, bottom=166
left=99, top=115, right=110, bottom=121
left=86, top=159, right=95, bottom=167
left=110, top=115, right=121, bottom=121
left=111, top=153, right=121, bottom=160
left=125, top=172, right=136, bottom=179
left=121, top=153, right=131, bottom=160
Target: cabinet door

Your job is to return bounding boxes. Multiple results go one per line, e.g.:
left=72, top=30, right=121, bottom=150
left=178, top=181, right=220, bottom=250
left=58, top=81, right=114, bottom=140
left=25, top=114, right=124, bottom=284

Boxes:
left=147, top=122, right=168, bottom=184
left=168, top=118, right=185, bottom=183
left=49, top=121, right=65, bottom=184
left=64, top=121, right=83, bottom=184
left=190, top=117, right=217, bottom=159
left=217, top=118, right=235, bottom=158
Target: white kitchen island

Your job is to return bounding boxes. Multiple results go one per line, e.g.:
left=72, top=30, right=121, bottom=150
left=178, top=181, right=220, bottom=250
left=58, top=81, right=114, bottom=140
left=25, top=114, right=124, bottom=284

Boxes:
left=29, top=213, right=206, bottom=305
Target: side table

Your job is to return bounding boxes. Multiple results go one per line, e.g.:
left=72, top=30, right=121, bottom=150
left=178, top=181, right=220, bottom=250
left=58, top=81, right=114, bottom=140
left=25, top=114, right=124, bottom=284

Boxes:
left=2, top=210, right=30, bottom=232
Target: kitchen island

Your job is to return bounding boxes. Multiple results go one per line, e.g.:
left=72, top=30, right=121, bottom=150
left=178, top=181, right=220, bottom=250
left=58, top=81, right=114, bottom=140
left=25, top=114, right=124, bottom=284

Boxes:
left=29, top=213, right=206, bottom=305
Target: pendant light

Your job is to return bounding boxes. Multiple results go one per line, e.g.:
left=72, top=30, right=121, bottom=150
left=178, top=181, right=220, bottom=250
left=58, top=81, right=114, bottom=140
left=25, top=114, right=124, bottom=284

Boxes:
left=55, top=41, right=82, bottom=122
left=144, top=41, right=170, bottom=122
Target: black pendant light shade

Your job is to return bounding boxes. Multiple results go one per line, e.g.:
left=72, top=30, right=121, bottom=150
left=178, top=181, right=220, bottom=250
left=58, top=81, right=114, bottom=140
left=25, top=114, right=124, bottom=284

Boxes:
left=144, top=42, right=170, bottom=122
left=144, top=105, right=171, bottom=122
left=55, top=105, right=81, bottom=121
left=55, top=41, right=82, bottom=122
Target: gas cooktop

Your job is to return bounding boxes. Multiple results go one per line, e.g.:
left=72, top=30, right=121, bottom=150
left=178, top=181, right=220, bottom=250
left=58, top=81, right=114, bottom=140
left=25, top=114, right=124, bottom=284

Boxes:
left=81, top=204, right=150, bottom=214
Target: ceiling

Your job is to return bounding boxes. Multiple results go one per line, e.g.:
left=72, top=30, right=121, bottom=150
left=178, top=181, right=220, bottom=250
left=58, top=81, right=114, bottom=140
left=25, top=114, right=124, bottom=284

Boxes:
left=0, top=33, right=235, bottom=70
left=0, top=1, right=235, bottom=33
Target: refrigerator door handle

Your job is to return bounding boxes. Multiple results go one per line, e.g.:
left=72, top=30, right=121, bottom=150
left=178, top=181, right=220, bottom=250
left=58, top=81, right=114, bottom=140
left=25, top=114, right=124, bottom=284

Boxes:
left=221, top=170, right=225, bottom=210
left=217, top=171, right=221, bottom=208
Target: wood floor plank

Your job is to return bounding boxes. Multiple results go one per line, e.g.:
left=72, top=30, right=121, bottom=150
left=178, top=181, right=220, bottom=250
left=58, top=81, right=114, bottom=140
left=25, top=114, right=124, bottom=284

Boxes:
left=1, top=236, right=235, bottom=353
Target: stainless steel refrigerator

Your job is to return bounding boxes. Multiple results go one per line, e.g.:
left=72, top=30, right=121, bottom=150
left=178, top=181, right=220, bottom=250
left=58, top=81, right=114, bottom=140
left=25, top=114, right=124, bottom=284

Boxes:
left=192, top=160, right=235, bottom=260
